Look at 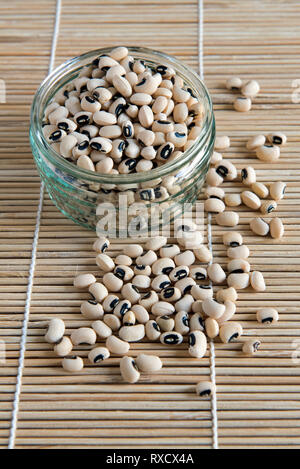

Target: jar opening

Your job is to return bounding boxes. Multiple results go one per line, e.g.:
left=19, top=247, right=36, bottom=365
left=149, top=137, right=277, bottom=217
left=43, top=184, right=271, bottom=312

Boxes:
left=31, top=46, right=214, bottom=185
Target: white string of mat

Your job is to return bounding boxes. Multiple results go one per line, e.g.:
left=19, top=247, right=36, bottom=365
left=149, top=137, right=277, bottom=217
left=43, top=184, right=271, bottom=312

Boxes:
left=8, top=0, right=62, bottom=449
left=198, top=0, right=219, bottom=450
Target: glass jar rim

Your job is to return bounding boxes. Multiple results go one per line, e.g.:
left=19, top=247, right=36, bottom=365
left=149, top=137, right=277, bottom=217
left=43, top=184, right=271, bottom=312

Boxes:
left=31, top=46, right=214, bottom=185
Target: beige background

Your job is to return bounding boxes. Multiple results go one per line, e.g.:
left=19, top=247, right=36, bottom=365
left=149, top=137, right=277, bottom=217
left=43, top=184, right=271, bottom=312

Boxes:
left=0, top=0, right=300, bottom=449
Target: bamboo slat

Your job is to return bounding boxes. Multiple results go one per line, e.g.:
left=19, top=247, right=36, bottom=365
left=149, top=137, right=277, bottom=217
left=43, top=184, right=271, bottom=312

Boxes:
left=0, top=0, right=299, bottom=450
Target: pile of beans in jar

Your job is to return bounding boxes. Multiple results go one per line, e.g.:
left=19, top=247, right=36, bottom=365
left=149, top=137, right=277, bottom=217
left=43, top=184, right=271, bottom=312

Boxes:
left=42, top=46, right=204, bottom=179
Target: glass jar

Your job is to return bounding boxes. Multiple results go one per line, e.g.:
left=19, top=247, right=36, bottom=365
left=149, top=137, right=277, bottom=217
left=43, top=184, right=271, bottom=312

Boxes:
left=30, top=46, right=215, bottom=235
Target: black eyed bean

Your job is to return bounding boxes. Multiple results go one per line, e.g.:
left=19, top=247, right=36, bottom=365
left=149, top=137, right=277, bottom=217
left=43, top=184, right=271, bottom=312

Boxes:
left=145, top=319, right=161, bottom=341
left=227, top=259, right=251, bottom=274
left=151, top=301, right=175, bottom=317
left=92, top=320, right=112, bottom=339
left=219, top=322, right=243, bottom=343
left=260, top=200, right=277, bottom=214
left=136, top=250, right=158, bottom=266
left=102, top=294, right=119, bottom=313
left=93, top=236, right=110, bottom=253
left=267, top=132, right=287, bottom=146
left=159, top=244, right=180, bottom=259
left=196, top=381, right=216, bottom=398
left=223, top=232, right=243, bottom=247
left=106, top=335, right=130, bottom=355
left=169, top=266, right=190, bottom=282
left=160, top=286, right=181, bottom=302
left=269, top=181, right=286, bottom=201
left=118, top=158, right=137, bottom=174
left=156, top=142, right=175, bottom=161
left=109, top=46, right=129, bottom=61
left=193, top=246, right=212, bottom=263
left=156, top=315, right=175, bottom=332
left=62, top=356, right=84, bottom=372
left=174, top=277, right=196, bottom=296
left=130, top=93, right=152, bottom=106
left=202, top=299, right=226, bottom=320
left=226, top=77, right=242, bottom=91
left=123, top=244, right=143, bottom=258
left=88, top=282, right=108, bottom=303
left=136, top=354, right=162, bottom=373
left=191, top=285, right=213, bottom=301
left=216, top=212, right=239, bottom=227
left=174, top=294, right=194, bottom=313
left=103, top=272, right=123, bottom=292
left=103, top=314, right=121, bottom=331
left=210, top=151, right=223, bottom=166
left=234, top=96, right=252, bottom=112
left=122, top=310, right=135, bottom=326
left=54, top=337, right=73, bottom=357
left=95, top=253, right=115, bottom=272
left=160, top=331, right=183, bottom=346
left=134, top=265, right=152, bottom=276
left=250, top=217, right=270, bottom=236
left=204, top=198, right=226, bottom=213
left=224, top=193, right=242, bottom=207
left=205, top=168, right=224, bottom=187
left=241, top=80, right=260, bottom=98
left=88, top=346, right=110, bottom=364
left=145, top=236, right=168, bottom=252
left=120, top=356, right=140, bottom=383
left=119, top=324, right=145, bottom=342
left=207, top=263, right=227, bottom=284
left=138, top=130, right=155, bottom=147
left=121, top=283, right=141, bottom=304
left=256, top=144, right=280, bottom=162
left=205, top=318, right=219, bottom=339
left=241, top=166, right=256, bottom=186
left=175, top=311, right=189, bottom=335
left=216, top=287, right=238, bottom=304
left=174, top=250, right=195, bottom=267
left=132, top=274, right=151, bottom=290
left=216, top=300, right=236, bottom=325
left=90, top=137, right=112, bottom=154
left=114, top=254, right=132, bottom=266
left=241, top=190, right=262, bottom=210
left=246, top=134, right=266, bottom=151
left=215, top=160, right=237, bottom=181
left=151, top=274, right=171, bottom=292
left=257, top=307, right=279, bottom=324
left=251, top=182, right=269, bottom=199
left=48, top=106, right=69, bottom=125
left=270, top=217, right=284, bottom=239
left=71, top=327, right=97, bottom=346
left=131, top=305, right=149, bottom=324
left=45, top=318, right=65, bottom=344
left=227, top=272, right=250, bottom=290
left=250, top=271, right=266, bottom=292
left=57, top=117, right=77, bottom=133
left=242, top=339, right=261, bottom=356
left=138, top=290, right=159, bottom=310
left=80, top=300, right=104, bottom=320
left=189, top=266, right=207, bottom=281
left=114, top=265, right=134, bottom=282
left=173, top=102, right=188, bottom=123
left=189, top=313, right=205, bottom=332
left=188, top=331, right=207, bottom=358
left=152, top=258, right=175, bottom=276
left=205, top=186, right=225, bottom=200
left=227, top=245, right=250, bottom=260
left=113, top=299, right=131, bottom=318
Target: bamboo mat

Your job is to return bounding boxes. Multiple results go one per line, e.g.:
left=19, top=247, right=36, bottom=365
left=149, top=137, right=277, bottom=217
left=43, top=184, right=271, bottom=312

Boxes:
left=0, top=0, right=300, bottom=449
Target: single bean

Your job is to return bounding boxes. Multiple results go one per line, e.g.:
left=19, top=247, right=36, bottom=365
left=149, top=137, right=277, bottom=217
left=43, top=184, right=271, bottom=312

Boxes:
left=62, top=356, right=84, bottom=372
left=71, top=327, right=97, bottom=346
left=219, top=322, right=243, bottom=343
left=54, top=337, right=73, bottom=357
